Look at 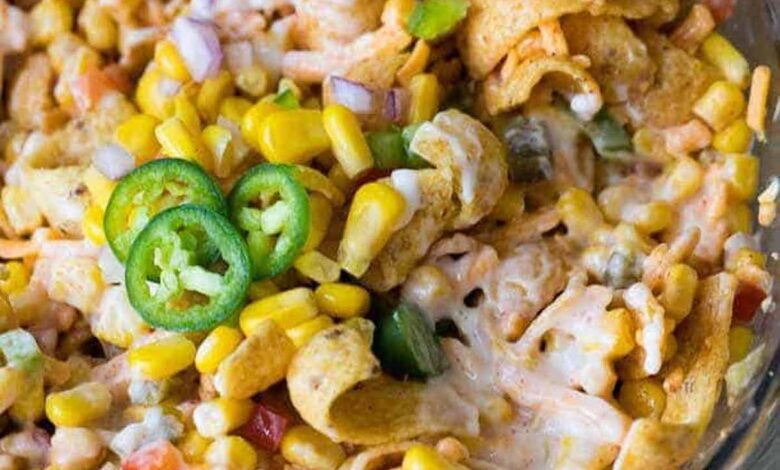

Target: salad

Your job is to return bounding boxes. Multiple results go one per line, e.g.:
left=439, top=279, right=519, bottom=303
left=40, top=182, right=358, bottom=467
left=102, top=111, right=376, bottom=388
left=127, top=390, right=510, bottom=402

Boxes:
left=0, top=0, right=775, bottom=469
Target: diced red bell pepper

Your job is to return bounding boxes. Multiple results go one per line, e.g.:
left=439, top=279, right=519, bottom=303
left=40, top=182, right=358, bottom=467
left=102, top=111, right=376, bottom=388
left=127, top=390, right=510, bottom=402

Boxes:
left=733, top=281, right=767, bottom=323
left=237, top=402, right=290, bottom=452
left=703, top=0, right=736, bottom=23
left=122, top=440, right=186, bottom=470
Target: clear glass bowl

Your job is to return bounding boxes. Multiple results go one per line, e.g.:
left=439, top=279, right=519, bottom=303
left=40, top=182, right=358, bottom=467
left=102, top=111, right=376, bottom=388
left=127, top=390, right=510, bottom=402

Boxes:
left=690, top=1, right=779, bottom=468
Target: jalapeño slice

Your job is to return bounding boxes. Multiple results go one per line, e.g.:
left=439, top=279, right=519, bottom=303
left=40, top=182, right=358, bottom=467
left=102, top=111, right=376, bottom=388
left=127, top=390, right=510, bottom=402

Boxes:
left=228, top=164, right=310, bottom=280
left=125, top=205, right=251, bottom=332
left=104, top=159, right=228, bottom=262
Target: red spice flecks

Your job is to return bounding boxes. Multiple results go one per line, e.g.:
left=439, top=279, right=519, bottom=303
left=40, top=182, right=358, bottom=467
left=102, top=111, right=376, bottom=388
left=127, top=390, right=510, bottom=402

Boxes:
left=238, top=402, right=290, bottom=452
left=733, top=281, right=767, bottom=323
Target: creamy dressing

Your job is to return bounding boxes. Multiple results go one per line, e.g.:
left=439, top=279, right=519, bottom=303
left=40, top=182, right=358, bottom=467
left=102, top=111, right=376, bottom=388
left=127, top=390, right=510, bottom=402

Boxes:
left=570, top=92, right=603, bottom=121
left=390, top=169, right=422, bottom=229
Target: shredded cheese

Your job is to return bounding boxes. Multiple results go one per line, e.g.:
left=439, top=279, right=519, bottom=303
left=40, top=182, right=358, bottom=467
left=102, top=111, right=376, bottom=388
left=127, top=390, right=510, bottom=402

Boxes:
left=747, top=65, right=771, bottom=141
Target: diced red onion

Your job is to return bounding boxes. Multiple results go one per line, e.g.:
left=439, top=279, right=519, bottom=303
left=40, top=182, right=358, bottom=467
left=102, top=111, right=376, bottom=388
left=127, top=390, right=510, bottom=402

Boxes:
left=223, top=41, right=254, bottom=73
left=171, top=17, right=223, bottom=82
left=190, top=0, right=215, bottom=20
left=94, top=144, right=135, bottom=181
left=383, top=88, right=409, bottom=123
left=327, top=76, right=376, bottom=115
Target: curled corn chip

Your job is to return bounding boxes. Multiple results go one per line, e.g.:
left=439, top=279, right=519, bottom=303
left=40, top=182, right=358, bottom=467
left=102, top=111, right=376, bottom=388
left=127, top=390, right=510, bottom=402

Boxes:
left=613, top=419, right=698, bottom=470
left=287, top=320, right=478, bottom=445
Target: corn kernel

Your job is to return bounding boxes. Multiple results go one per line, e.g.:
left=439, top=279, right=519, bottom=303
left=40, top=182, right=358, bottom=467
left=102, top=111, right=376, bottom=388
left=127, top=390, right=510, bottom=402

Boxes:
left=201, top=125, right=235, bottom=178
left=205, top=436, right=257, bottom=470
left=219, top=97, right=252, bottom=124
left=730, top=203, right=753, bottom=233
left=294, top=251, right=341, bottom=284
left=78, top=0, right=117, bottom=51
left=240, top=101, right=283, bottom=151
left=281, top=425, right=346, bottom=470
left=30, top=0, right=74, bottom=46
left=10, top=376, right=44, bottom=424
left=174, top=93, right=202, bottom=136
left=713, top=119, right=752, bottom=154
left=136, top=66, right=179, bottom=120
left=248, top=280, right=279, bottom=301
left=408, top=74, right=440, bottom=124
left=303, top=193, right=333, bottom=252
left=115, top=114, right=161, bottom=164
left=195, top=326, right=243, bottom=375
left=660, top=264, right=699, bottom=322
left=236, top=65, right=270, bottom=98
left=655, top=157, right=704, bottom=202
left=193, top=397, right=253, bottom=438
left=693, top=80, right=746, bottom=131
left=197, top=70, right=235, bottom=123
left=700, top=33, right=750, bottom=88
left=0, top=294, right=16, bottom=332
left=258, top=109, right=331, bottom=164
left=286, top=315, right=334, bottom=348
left=0, top=262, right=30, bottom=297
left=557, top=187, right=605, bottom=243
left=0, top=367, right=24, bottom=414
left=628, top=201, right=673, bottom=234
left=403, top=444, right=464, bottom=470
left=154, top=40, right=191, bottom=82
left=618, top=379, right=666, bottom=419
left=479, top=394, right=514, bottom=425
left=323, top=105, right=374, bottom=178
left=82, top=204, right=106, bottom=245
left=155, top=117, right=214, bottom=172
left=180, top=431, right=212, bottom=463
left=314, top=283, right=370, bottom=319
left=239, top=287, right=318, bottom=335
left=338, top=183, right=407, bottom=277
left=726, top=248, right=766, bottom=273
left=129, top=334, right=196, bottom=380
left=723, top=153, right=759, bottom=201
left=45, top=381, right=112, bottom=427
left=729, top=326, right=754, bottom=364
left=327, top=164, right=353, bottom=195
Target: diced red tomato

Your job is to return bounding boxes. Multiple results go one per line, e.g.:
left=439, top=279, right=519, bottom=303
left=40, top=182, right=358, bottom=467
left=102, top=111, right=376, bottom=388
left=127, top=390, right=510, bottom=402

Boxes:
left=238, top=403, right=290, bottom=452
left=71, top=66, right=128, bottom=113
left=733, top=281, right=766, bottom=323
left=122, top=440, right=186, bottom=470
left=703, top=0, right=736, bottom=23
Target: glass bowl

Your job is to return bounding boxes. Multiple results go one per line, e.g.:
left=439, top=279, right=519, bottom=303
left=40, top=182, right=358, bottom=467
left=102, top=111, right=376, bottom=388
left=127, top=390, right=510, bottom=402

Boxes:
left=689, top=0, right=779, bottom=468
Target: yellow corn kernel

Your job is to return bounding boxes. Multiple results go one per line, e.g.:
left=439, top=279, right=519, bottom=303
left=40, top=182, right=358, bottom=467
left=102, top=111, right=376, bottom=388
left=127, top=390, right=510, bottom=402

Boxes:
left=327, top=164, right=353, bottom=195
left=700, top=33, right=750, bottom=88
left=0, top=367, right=24, bottom=414
left=602, top=308, right=636, bottom=356
left=323, top=105, right=374, bottom=178
left=128, top=334, right=196, bottom=380
left=407, top=73, right=440, bottom=124
left=180, top=431, right=212, bottom=464
left=154, top=39, right=191, bottom=82
left=712, top=119, right=752, bottom=154
left=236, top=65, right=270, bottom=98
left=294, top=251, right=341, bottom=284
left=618, top=379, right=667, bottom=419
left=136, top=66, right=179, bottom=120
left=174, top=93, right=202, bottom=136
left=54, top=45, right=102, bottom=110
left=240, top=101, right=283, bottom=151
left=281, top=425, right=346, bottom=470
left=730, top=203, right=753, bottom=233
left=45, top=381, right=112, bottom=427
left=115, top=114, right=161, bottom=164
left=248, top=280, right=279, bottom=301
left=314, top=283, right=370, bottom=319
left=490, top=185, right=526, bottom=221
left=193, top=397, right=253, bottom=438
left=403, top=444, right=465, bottom=470
left=258, top=109, right=331, bottom=164
left=82, top=204, right=106, bottom=245
left=722, top=153, right=759, bottom=201
left=155, top=117, right=214, bottom=172
left=219, top=97, right=252, bottom=124
left=0, top=262, right=30, bottom=297
left=10, top=376, right=44, bottom=424
left=239, top=287, right=318, bottom=335
left=659, top=264, right=699, bottom=322
left=726, top=248, right=766, bottom=273
left=338, top=183, right=406, bottom=277
left=205, top=436, right=258, bottom=470
left=201, top=125, right=235, bottom=178
left=632, top=128, right=669, bottom=162
left=628, top=201, right=673, bottom=234
left=557, top=187, right=605, bottom=243
left=78, top=0, right=117, bottom=51
left=729, top=326, right=754, bottom=364
left=195, top=326, right=243, bottom=375
left=197, top=70, right=235, bottom=123
left=397, top=40, right=432, bottom=87
left=479, top=394, right=514, bottom=425
left=30, top=0, right=74, bottom=46
left=693, top=80, right=746, bottom=131
left=304, top=193, right=333, bottom=252
left=47, top=32, right=87, bottom=74
left=0, top=294, right=16, bottom=332
left=656, top=156, right=704, bottom=202
left=286, top=315, right=334, bottom=348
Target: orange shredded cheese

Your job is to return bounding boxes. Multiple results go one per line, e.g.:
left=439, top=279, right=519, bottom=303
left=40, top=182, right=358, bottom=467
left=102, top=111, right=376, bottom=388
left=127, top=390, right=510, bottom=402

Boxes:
left=747, top=65, right=771, bottom=142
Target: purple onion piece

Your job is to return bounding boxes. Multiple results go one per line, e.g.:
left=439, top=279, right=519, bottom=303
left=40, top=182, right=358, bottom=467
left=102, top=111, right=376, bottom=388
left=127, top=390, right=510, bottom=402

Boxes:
left=171, top=16, right=223, bottom=83
left=94, top=144, right=135, bottom=181
left=383, top=88, right=410, bottom=123
left=327, top=76, right=377, bottom=115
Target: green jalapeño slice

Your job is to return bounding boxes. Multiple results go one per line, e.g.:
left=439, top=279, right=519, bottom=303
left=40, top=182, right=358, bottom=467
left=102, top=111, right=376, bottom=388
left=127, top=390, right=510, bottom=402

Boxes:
left=104, top=158, right=228, bottom=262
left=125, top=205, right=251, bottom=332
left=228, top=164, right=310, bottom=280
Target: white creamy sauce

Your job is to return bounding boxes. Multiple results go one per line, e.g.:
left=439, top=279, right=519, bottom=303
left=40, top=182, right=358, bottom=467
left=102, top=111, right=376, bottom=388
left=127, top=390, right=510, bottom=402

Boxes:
left=389, top=169, right=421, bottom=229
left=412, top=122, right=480, bottom=204
left=570, top=92, right=603, bottom=121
